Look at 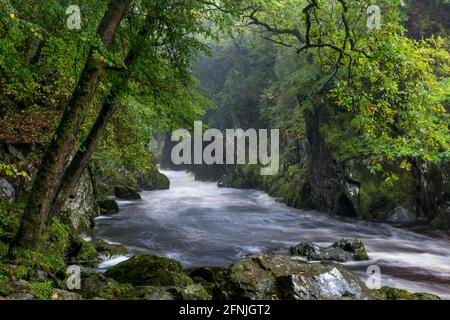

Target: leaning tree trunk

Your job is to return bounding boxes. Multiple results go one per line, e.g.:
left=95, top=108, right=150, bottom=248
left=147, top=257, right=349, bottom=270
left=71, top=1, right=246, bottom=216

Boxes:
left=49, top=14, right=158, bottom=218
left=12, top=0, right=130, bottom=250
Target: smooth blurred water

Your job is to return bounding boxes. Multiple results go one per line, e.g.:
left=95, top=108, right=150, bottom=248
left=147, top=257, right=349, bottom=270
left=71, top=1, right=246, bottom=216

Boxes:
left=94, top=170, right=450, bottom=299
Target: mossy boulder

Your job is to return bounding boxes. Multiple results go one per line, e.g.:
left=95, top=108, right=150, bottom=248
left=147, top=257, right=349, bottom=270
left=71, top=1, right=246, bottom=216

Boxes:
left=92, top=239, right=126, bottom=258
left=374, top=286, right=440, bottom=300
left=67, top=238, right=99, bottom=266
left=76, top=271, right=131, bottom=299
left=118, top=284, right=210, bottom=300
left=51, top=288, right=82, bottom=300
left=137, top=169, right=170, bottom=191
left=104, top=254, right=194, bottom=287
left=98, top=199, right=119, bottom=215
left=220, top=255, right=374, bottom=300
left=114, top=186, right=141, bottom=200
left=290, top=239, right=369, bottom=262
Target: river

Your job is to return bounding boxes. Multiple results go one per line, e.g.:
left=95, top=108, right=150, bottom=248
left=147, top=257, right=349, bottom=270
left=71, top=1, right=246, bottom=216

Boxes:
left=94, top=170, right=450, bottom=299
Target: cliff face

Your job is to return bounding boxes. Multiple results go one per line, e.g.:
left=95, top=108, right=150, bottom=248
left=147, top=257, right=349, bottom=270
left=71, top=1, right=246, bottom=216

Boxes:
left=200, top=106, right=450, bottom=229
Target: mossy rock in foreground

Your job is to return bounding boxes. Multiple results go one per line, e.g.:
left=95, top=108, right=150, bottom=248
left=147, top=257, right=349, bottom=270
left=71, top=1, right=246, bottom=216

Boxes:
left=374, top=286, right=440, bottom=300
left=104, top=254, right=194, bottom=287
left=118, top=284, right=210, bottom=300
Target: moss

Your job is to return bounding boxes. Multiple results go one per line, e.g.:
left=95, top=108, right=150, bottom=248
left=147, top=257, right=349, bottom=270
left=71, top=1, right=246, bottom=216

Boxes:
left=0, top=241, right=9, bottom=258
left=352, top=166, right=416, bottom=220
left=78, top=272, right=132, bottom=299
left=430, top=211, right=450, bottom=231
left=29, top=281, right=53, bottom=300
left=68, top=238, right=98, bottom=264
left=0, top=200, right=23, bottom=242
left=42, top=218, right=71, bottom=255
left=0, top=281, right=13, bottom=297
left=8, top=247, right=66, bottom=282
left=376, top=286, right=440, bottom=300
left=104, top=254, right=194, bottom=287
left=0, top=263, right=29, bottom=280
left=137, top=169, right=170, bottom=191
left=92, top=239, right=126, bottom=257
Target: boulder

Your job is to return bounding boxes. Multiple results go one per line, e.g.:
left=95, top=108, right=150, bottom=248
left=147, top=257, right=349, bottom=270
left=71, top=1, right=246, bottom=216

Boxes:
left=220, top=255, right=373, bottom=300
left=51, top=289, right=82, bottom=300
left=114, top=186, right=141, bottom=200
left=98, top=198, right=119, bottom=215
left=0, top=178, right=14, bottom=201
left=386, top=206, right=417, bottom=224
left=104, top=254, right=193, bottom=287
left=92, top=239, right=127, bottom=259
left=62, top=170, right=97, bottom=233
left=67, top=238, right=99, bottom=266
left=76, top=272, right=130, bottom=299
left=137, top=169, right=170, bottom=191
left=118, top=284, right=210, bottom=300
left=374, top=286, right=440, bottom=300
left=290, top=239, right=369, bottom=262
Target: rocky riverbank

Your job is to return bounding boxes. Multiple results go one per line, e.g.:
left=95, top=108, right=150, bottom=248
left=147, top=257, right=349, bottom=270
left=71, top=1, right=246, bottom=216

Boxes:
left=0, top=235, right=441, bottom=300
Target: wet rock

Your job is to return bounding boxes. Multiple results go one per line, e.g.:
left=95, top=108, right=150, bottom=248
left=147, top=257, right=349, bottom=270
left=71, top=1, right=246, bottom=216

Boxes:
left=374, top=286, right=440, bottom=300
left=137, top=169, right=170, bottom=191
left=118, top=284, right=210, bottom=300
left=10, top=293, right=34, bottom=300
left=26, top=269, right=48, bottom=282
left=92, top=239, right=126, bottom=259
left=0, top=178, right=14, bottom=201
left=62, top=170, right=97, bottom=233
left=67, top=238, right=99, bottom=266
left=98, top=198, right=119, bottom=215
left=290, top=239, right=369, bottom=262
left=77, top=272, right=130, bottom=299
left=386, top=206, right=417, bottom=224
left=221, top=255, right=373, bottom=300
left=104, top=254, right=193, bottom=287
left=114, top=186, right=141, bottom=200
left=51, top=289, right=82, bottom=300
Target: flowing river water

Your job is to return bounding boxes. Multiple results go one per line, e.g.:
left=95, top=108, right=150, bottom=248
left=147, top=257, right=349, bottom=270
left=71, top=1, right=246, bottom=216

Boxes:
left=94, top=170, right=450, bottom=299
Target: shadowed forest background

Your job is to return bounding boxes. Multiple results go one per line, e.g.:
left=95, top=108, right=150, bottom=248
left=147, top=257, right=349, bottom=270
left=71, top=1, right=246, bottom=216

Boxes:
left=0, top=0, right=449, bottom=300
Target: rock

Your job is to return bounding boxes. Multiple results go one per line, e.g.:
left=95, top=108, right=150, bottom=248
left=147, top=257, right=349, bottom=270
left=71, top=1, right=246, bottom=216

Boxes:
left=118, top=286, right=177, bottom=300
left=137, top=169, right=170, bottom=191
left=221, top=255, right=373, bottom=300
left=67, top=238, right=99, bottom=266
left=0, top=178, right=14, bottom=201
left=386, top=206, right=417, bottom=223
left=290, top=239, right=369, bottom=262
left=104, top=254, right=193, bottom=287
left=10, top=293, right=34, bottom=300
left=188, top=267, right=218, bottom=283
left=98, top=199, right=119, bottom=215
left=27, top=269, right=48, bottom=282
left=114, top=186, right=141, bottom=200
left=374, top=286, right=440, bottom=300
left=51, top=289, right=82, bottom=300
left=77, top=272, right=130, bottom=299
left=92, top=239, right=127, bottom=258
left=62, top=170, right=97, bottom=233
left=118, top=284, right=210, bottom=300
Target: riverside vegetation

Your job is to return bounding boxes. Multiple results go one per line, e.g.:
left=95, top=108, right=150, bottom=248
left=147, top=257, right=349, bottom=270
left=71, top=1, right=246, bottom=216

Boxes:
left=0, top=0, right=449, bottom=300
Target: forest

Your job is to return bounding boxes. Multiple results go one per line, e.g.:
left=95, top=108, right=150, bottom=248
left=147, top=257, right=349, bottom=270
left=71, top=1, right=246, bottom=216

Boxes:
left=0, top=0, right=449, bottom=302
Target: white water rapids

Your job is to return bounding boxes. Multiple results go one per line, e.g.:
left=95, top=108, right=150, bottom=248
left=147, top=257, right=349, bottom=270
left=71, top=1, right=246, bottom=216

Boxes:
left=94, top=170, right=450, bottom=299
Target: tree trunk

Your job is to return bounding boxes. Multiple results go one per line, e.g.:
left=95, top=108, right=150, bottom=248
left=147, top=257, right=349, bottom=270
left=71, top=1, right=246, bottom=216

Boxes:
left=12, top=0, right=130, bottom=250
left=49, top=14, right=158, bottom=218
left=49, top=100, right=119, bottom=217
